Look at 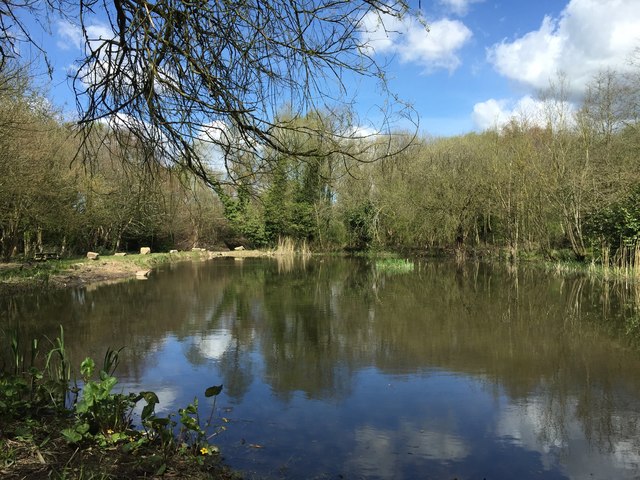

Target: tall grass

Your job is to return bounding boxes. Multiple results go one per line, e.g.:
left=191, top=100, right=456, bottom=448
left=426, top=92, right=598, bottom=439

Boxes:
left=275, top=236, right=311, bottom=256
left=598, top=244, right=640, bottom=280
left=2, top=326, right=73, bottom=411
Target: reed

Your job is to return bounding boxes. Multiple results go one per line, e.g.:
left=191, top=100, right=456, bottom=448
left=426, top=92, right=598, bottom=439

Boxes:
left=275, top=236, right=296, bottom=255
left=275, top=236, right=311, bottom=255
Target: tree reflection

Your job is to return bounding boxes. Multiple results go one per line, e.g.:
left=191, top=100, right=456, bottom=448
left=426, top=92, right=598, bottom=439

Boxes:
left=3, top=258, right=640, bottom=462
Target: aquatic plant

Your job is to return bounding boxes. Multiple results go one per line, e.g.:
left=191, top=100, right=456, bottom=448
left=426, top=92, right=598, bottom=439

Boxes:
left=375, top=258, right=414, bottom=274
left=275, top=236, right=311, bottom=255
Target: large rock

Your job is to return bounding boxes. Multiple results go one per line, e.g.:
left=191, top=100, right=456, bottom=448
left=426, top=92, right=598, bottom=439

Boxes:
left=86, top=252, right=99, bottom=260
left=234, top=245, right=245, bottom=251
left=169, top=249, right=178, bottom=254
left=114, top=252, right=127, bottom=256
left=140, top=247, right=151, bottom=255
left=136, top=270, right=151, bottom=279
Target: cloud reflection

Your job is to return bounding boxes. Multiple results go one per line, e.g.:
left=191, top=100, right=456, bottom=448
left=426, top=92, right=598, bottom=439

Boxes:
left=497, top=397, right=640, bottom=479
left=197, top=330, right=233, bottom=360
left=347, top=422, right=469, bottom=478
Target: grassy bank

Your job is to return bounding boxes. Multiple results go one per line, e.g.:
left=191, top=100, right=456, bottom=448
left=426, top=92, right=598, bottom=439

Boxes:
left=0, top=329, right=239, bottom=479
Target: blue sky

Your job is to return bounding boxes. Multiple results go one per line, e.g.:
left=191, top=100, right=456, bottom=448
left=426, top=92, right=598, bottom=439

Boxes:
left=26, top=0, right=640, bottom=137
left=358, top=0, right=640, bottom=135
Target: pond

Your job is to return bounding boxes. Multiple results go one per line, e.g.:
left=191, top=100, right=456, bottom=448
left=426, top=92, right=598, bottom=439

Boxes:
left=2, top=257, right=640, bottom=479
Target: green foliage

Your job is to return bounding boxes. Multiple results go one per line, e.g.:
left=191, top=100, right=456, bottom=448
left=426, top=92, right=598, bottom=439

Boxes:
left=375, top=258, right=414, bottom=274
left=56, top=350, right=226, bottom=474
left=345, top=201, right=377, bottom=251
left=0, top=327, right=71, bottom=418
left=121, top=383, right=226, bottom=475
left=216, top=111, right=343, bottom=249
left=3, top=60, right=640, bottom=263
left=62, top=350, right=138, bottom=443
left=585, top=184, right=640, bottom=250
left=1, top=329, right=230, bottom=478
left=0, top=63, right=231, bottom=258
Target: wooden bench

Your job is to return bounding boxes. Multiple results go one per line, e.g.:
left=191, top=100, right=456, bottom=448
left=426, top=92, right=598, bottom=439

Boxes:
left=34, top=252, right=60, bottom=261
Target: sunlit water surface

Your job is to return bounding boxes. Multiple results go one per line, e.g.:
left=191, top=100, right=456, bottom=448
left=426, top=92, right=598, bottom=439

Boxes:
left=3, top=257, right=640, bottom=479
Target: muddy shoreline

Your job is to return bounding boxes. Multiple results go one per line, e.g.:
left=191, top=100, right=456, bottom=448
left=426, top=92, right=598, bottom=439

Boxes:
left=0, top=250, right=272, bottom=295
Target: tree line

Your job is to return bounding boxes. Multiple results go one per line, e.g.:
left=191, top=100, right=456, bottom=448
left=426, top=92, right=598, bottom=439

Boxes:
left=220, top=68, right=640, bottom=270
left=1, top=63, right=640, bottom=269
left=0, top=64, right=231, bottom=260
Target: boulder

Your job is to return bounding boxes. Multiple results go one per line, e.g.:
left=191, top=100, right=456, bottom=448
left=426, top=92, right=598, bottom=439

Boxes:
left=114, top=252, right=127, bottom=256
left=169, top=249, right=178, bottom=254
left=136, top=270, right=151, bottom=279
left=140, top=247, right=151, bottom=255
left=234, top=246, right=245, bottom=251
left=86, top=252, right=100, bottom=260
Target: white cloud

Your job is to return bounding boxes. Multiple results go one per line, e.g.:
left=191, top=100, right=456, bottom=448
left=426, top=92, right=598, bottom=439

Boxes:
left=197, top=120, right=229, bottom=144
left=439, top=0, right=485, bottom=16
left=359, top=12, right=404, bottom=55
left=472, top=98, right=510, bottom=130
left=359, top=13, right=472, bottom=73
left=405, top=19, right=473, bottom=72
left=488, top=0, right=640, bottom=92
left=472, top=95, right=572, bottom=131
left=57, top=20, right=114, bottom=52
left=56, top=20, right=82, bottom=50
left=346, top=125, right=380, bottom=138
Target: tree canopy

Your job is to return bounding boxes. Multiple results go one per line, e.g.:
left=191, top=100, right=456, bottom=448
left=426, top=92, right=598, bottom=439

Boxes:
left=0, top=0, right=418, bottom=190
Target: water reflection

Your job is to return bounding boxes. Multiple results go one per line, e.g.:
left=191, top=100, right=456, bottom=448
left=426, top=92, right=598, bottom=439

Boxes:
left=2, top=258, right=640, bottom=478
left=497, top=397, right=640, bottom=478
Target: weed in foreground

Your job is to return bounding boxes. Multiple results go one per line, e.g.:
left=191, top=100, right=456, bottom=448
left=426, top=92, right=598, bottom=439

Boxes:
left=1, top=329, right=233, bottom=479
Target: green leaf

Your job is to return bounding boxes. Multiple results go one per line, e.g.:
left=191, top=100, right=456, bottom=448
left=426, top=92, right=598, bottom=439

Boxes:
left=141, top=391, right=160, bottom=404
left=155, top=463, right=167, bottom=476
left=76, top=422, right=90, bottom=435
left=183, top=402, right=198, bottom=415
left=110, top=432, right=128, bottom=443
left=205, top=385, right=223, bottom=397
left=61, top=428, right=83, bottom=443
left=141, top=403, right=155, bottom=421
left=80, top=357, right=95, bottom=379
left=149, top=417, right=171, bottom=427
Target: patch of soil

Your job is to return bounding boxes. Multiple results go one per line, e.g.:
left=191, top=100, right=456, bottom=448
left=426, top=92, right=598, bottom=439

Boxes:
left=50, top=260, right=143, bottom=288
left=0, top=250, right=273, bottom=295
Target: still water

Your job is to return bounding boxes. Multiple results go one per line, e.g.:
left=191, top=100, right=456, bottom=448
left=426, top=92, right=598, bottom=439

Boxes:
left=3, top=257, right=640, bottom=479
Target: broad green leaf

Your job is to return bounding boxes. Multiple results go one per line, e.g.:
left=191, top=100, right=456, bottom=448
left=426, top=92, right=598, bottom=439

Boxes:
left=141, top=391, right=160, bottom=404
left=205, top=385, right=223, bottom=397
left=61, top=428, right=82, bottom=443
